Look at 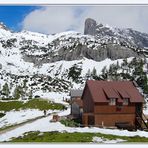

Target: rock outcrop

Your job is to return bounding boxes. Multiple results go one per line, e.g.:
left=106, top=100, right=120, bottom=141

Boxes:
left=84, top=18, right=97, bottom=36
left=84, top=18, right=148, bottom=49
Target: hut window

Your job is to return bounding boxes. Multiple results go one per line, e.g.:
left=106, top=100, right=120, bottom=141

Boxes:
left=109, top=98, right=116, bottom=105
left=123, top=98, right=129, bottom=105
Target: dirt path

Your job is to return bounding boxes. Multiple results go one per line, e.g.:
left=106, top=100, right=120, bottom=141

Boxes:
left=0, top=113, right=52, bottom=135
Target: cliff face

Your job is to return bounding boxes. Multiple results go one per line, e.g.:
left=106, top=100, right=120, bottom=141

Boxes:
left=0, top=18, right=147, bottom=68
left=22, top=34, right=140, bottom=66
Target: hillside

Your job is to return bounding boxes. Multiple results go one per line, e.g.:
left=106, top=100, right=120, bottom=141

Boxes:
left=0, top=19, right=148, bottom=100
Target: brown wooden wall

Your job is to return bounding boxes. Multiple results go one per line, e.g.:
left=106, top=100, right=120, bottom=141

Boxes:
left=94, top=103, right=136, bottom=114
left=82, top=85, right=94, bottom=113
left=82, top=113, right=135, bottom=127
left=94, top=114, right=135, bottom=126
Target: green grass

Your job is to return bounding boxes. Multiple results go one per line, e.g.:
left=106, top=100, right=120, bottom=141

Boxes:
left=0, top=99, right=65, bottom=112
left=0, top=101, right=23, bottom=112
left=9, top=131, right=99, bottom=143
left=9, top=131, right=148, bottom=143
left=22, top=99, right=65, bottom=111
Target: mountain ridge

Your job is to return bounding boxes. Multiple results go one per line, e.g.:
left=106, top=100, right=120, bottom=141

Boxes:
left=0, top=19, right=147, bottom=100
left=84, top=18, right=148, bottom=49
left=0, top=22, right=143, bottom=66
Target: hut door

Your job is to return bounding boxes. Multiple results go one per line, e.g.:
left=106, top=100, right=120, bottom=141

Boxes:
left=136, top=103, right=142, bottom=117
left=88, top=115, right=94, bottom=126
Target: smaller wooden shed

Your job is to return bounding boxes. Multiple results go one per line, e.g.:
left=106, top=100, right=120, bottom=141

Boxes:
left=70, top=89, right=83, bottom=119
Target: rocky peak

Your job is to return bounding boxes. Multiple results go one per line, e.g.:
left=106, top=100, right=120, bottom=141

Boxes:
left=84, top=18, right=148, bottom=49
left=84, top=18, right=113, bottom=36
left=84, top=18, right=97, bottom=36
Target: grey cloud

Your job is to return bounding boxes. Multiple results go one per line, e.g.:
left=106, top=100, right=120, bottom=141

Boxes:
left=22, top=6, right=148, bottom=34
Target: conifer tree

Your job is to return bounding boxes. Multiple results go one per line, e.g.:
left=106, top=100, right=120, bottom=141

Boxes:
left=13, top=85, right=22, bottom=100
left=2, top=83, right=10, bottom=98
left=28, top=90, right=33, bottom=100
left=91, top=67, right=97, bottom=77
left=85, top=69, right=91, bottom=80
left=91, top=67, right=99, bottom=80
left=68, top=64, right=82, bottom=83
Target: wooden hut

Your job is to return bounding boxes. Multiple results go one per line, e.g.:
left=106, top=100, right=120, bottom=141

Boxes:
left=81, top=80, right=147, bottom=130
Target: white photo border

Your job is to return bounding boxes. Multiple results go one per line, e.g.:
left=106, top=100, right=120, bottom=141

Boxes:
left=0, top=0, right=148, bottom=148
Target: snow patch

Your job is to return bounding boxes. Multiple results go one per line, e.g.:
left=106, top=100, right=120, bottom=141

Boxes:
left=92, top=136, right=126, bottom=143
left=33, top=91, right=69, bottom=105
left=0, top=109, right=44, bottom=129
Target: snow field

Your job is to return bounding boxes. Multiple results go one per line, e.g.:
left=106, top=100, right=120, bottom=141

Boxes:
left=1, top=108, right=148, bottom=142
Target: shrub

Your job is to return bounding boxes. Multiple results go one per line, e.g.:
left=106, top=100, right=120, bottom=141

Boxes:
left=0, top=113, right=5, bottom=118
left=60, top=119, right=80, bottom=127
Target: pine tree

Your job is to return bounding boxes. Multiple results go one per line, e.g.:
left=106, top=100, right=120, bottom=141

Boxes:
left=101, top=66, right=107, bottom=75
left=22, top=79, right=28, bottom=99
left=100, top=66, right=108, bottom=80
left=91, top=67, right=96, bottom=78
left=1, top=83, right=10, bottom=98
left=68, top=64, right=82, bottom=83
left=85, top=69, right=91, bottom=80
left=92, top=67, right=97, bottom=75
left=107, top=64, right=114, bottom=80
left=13, top=85, right=22, bottom=100
left=142, top=75, right=148, bottom=94
left=28, top=90, right=33, bottom=100
left=91, top=67, right=99, bottom=80
left=122, top=58, right=128, bottom=67
left=23, top=79, right=27, bottom=88
left=131, top=57, right=137, bottom=67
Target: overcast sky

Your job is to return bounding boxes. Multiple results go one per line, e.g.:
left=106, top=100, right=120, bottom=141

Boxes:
left=1, top=6, right=148, bottom=34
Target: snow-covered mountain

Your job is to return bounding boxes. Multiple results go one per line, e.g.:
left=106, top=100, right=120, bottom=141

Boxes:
left=84, top=18, right=148, bottom=50
left=0, top=19, right=147, bottom=100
